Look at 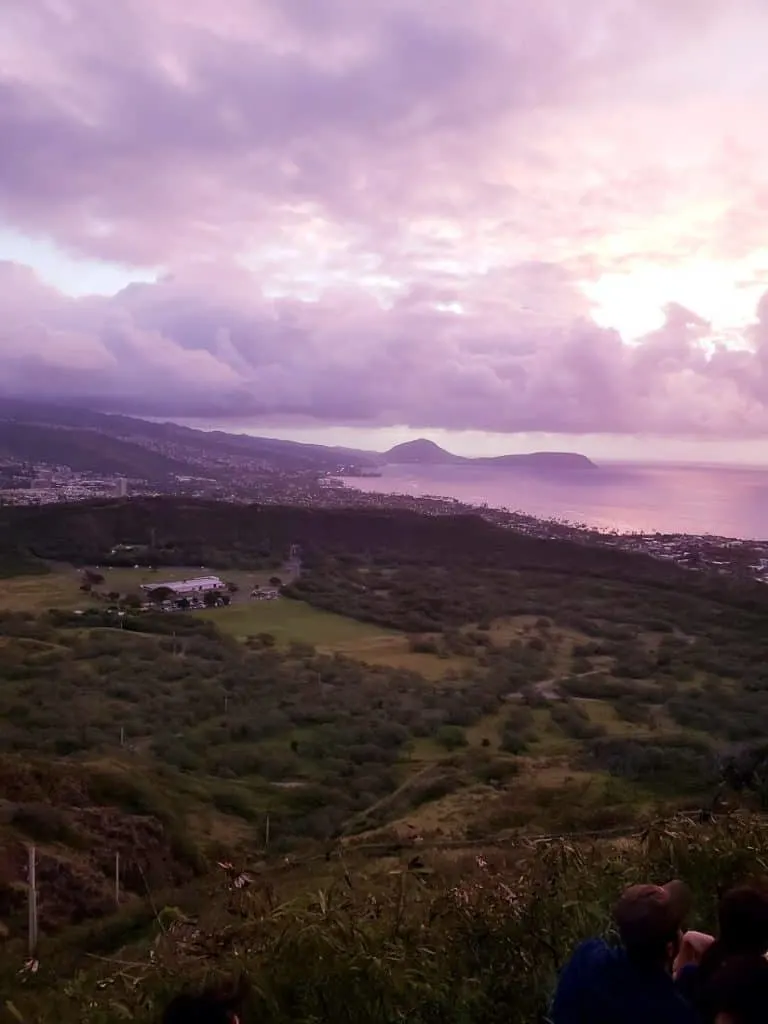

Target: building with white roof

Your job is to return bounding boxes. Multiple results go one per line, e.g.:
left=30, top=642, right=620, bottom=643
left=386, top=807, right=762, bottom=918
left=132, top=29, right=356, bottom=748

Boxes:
left=140, top=575, right=225, bottom=595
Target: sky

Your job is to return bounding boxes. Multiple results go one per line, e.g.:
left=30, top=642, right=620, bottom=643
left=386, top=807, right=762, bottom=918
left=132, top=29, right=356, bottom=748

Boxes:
left=3, top=0, right=768, bottom=462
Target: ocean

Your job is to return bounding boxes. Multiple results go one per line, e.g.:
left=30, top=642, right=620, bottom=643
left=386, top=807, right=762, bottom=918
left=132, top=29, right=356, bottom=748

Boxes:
left=341, top=462, right=768, bottom=540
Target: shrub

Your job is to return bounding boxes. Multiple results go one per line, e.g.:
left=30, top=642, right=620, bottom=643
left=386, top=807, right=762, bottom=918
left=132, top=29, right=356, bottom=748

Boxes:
left=435, top=725, right=468, bottom=751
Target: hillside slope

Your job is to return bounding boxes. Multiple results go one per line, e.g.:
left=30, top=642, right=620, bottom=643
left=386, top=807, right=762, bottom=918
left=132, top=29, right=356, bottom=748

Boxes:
left=0, top=420, right=196, bottom=479
left=0, top=496, right=677, bottom=577
left=3, top=814, right=768, bottom=1024
left=1, top=399, right=594, bottom=477
left=0, top=398, right=376, bottom=475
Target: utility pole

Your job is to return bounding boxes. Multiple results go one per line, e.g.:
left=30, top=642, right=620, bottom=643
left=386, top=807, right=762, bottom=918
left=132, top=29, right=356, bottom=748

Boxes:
left=115, top=852, right=121, bottom=907
left=120, top=726, right=125, bottom=748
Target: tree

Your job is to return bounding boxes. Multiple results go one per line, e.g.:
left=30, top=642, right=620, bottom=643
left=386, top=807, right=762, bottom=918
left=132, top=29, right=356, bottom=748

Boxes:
left=500, top=729, right=527, bottom=754
left=203, top=590, right=219, bottom=608
left=148, top=586, right=175, bottom=604
left=107, top=591, right=121, bottom=602
left=269, top=576, right=283, bottom=588
left=226, top=581, right=239, bottom=594
left=83, top=570, right=105, bottom=585
left=435, top=725, right=468, bottom=751
left=123, top=592, right=142, bottom=609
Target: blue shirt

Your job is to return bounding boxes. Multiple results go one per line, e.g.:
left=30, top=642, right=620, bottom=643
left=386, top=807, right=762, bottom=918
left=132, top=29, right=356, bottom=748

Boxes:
left=551, top=938, right=700, bottom=1024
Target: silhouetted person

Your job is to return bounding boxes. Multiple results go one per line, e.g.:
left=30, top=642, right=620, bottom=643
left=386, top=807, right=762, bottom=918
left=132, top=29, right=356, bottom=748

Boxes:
left=704, top=954, right=768, bottom=1024
left=551, top=880, right=698, bottom=1024
left=677, top=885, right=768, bottom=1015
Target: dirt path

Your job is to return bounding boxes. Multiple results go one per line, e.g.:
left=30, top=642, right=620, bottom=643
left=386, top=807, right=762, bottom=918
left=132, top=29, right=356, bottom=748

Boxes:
left=533, top=667, right=603, bottom=701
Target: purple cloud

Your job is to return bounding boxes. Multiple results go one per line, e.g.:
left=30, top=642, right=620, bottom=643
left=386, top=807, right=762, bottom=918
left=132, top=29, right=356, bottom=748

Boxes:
left=2, top=0, right=768, bottom=440
left=1, top=259, right=768, bottom=437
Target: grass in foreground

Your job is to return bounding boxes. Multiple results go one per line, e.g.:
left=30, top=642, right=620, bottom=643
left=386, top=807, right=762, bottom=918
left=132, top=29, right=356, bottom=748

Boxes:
left=5, top=814, right=768, bottom=1024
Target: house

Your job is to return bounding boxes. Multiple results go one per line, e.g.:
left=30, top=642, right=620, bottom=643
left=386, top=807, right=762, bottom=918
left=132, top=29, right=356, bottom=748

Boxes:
left=140, top=575, right=226, bottom=596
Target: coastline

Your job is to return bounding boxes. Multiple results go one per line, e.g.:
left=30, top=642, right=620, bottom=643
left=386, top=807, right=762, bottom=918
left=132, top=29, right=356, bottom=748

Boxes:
left=329, top=477, right=768, bottom=586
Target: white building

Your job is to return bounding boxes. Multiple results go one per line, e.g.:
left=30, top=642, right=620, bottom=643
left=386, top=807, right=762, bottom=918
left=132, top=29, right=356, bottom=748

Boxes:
left=140, top=575, right=225, bottom=596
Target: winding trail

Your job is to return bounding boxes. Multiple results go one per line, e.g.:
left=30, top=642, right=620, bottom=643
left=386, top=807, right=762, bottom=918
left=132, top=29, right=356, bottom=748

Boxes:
left=532, top=667, right=604, bottom=701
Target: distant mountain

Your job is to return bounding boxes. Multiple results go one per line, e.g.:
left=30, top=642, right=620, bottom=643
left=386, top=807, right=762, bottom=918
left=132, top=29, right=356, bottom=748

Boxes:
left=0, top=420, right=195, bottom=479
left=0, top=399, right=377, bottom=479
left=383, top=438, right=596, bottom=471
left=0, top=400, right=596, bottom=480
left=385, top=439, right=463, bottom=464
left=477, top=451, right=596, bottom=470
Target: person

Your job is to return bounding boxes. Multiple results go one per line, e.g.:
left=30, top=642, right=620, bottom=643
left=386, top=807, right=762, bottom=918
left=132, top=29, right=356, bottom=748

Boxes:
left=676, top=885, right=768, bottom=1013
left=161, top=979, right=245, bottom=1024
left=550, top=879, right=700, bottom=1024
left=703, top=954, right=768, bottom=1024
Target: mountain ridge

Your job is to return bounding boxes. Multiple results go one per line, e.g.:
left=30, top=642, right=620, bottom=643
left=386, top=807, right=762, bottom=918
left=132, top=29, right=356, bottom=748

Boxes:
left=0, top=399, right=596, bottom=478
left=384, top=438, right=596, bottom=470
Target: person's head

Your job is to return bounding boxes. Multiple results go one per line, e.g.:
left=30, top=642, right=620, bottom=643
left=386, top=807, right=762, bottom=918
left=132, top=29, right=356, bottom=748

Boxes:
left=696, top=885, right=768, bottom=991
left=162, top=980, right=246, bottom=1024
left=718, top=886, right=768, bottom=956
left=613, top=879, right=692, bottom=970
left=705, top=954, right=768, bottom=1024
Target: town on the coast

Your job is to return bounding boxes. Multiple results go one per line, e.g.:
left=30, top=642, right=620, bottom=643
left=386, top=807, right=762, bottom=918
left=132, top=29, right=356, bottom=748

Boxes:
left=2, top=454, right=767, bottom=587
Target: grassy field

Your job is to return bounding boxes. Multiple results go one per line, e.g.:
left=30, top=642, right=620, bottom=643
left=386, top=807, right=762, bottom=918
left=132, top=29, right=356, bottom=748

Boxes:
left=199, top=597, right=396, bottom=647
left=201, top=591, right=470, bottom=677
left=0, top=564, right=468, bottom=676
left=0, top=569, right=92, bottom=612
left=330, top=633, right=472, bottom=680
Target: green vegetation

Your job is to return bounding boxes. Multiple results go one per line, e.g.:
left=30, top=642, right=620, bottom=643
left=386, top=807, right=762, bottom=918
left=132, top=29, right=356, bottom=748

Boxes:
left=202, top=598, right=394, bottom=646
left=1, top=399, right=375, bottom=477
left=0, top=420, right=193, bottom=479
left=2, top=497, right=768, bottom=1019
left=4, top=816, right=768, bottom=1023
left=0, top=571, right=90, bottom=612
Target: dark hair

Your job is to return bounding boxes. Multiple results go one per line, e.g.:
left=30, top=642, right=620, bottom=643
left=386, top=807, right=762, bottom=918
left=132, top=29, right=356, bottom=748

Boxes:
left=162, top=979, right=246, bottom=1024
left=718, top=887, right=768, bottom=952
left=697, top=886, right=768, bottom=994
left=704, top=954, right=768, bottom=1024
left=624, top=925, right=681, bottom=968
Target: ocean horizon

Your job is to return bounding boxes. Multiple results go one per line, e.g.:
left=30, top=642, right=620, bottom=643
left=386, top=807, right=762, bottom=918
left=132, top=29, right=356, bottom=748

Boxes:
left=341, top=461, right=768, bottom=541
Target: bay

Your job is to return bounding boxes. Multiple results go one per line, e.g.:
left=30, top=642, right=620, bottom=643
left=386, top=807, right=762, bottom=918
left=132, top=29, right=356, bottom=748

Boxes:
left=341, top=462, right=768, bottom=540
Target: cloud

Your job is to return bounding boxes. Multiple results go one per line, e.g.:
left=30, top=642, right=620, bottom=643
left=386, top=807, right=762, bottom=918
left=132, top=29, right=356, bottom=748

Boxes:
left=2, top=259, right=768, bottom=438
left=2, top=0, right=768, bottom=440
left=1, top=0, right=756, bottom=270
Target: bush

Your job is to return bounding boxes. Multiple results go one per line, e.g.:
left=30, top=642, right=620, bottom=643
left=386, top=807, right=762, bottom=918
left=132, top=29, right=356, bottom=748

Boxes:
left=435, top=725, right=468, bottom=751
left=11, top=803, right=83, bottom=845
left=209, top=785, right=261, bottom=822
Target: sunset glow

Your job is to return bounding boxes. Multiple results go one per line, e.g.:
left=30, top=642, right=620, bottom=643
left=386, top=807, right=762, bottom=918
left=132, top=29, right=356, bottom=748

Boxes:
left=3, top=0, right=768, bottom=459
